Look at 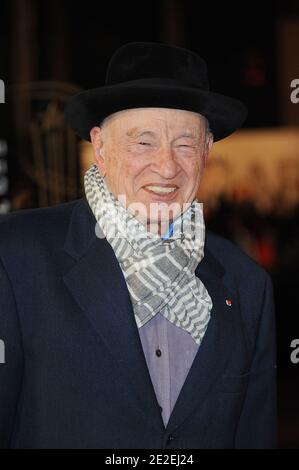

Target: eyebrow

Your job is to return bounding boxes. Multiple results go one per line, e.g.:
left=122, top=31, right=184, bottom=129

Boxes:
left=174, top=132, right=197, bottom=139
left=126, top=128, right=198, bottom=139
left=126, top=128, right=156, bottom=138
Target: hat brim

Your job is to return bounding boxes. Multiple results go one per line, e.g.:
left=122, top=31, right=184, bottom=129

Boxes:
left=64, top=82, right=248, bottom=142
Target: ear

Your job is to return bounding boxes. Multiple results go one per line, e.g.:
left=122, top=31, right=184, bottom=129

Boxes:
left=90, top=126, right=106, bottom=177
left=203, top=132, right=214, bottom=167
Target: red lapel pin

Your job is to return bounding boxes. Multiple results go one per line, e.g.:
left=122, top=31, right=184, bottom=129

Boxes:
left=226, top=299, right=233, bottom=306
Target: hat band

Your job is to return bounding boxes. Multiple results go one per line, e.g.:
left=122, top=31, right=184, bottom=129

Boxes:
left=106, top=76, right=209, bottom=91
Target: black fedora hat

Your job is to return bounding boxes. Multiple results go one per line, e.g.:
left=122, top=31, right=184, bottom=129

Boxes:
left=64, top=41, right=248, bottom=142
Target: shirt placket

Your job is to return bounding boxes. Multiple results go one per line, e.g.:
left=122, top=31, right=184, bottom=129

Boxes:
left=155, top=308, right=171, bottom=427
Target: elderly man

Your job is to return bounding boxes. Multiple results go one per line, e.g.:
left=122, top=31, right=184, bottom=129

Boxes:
left=0, top=42, right=276, bottom=449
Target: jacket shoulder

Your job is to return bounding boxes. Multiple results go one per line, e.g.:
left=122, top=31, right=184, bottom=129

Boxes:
left=206, top=230, right=271, bottom=286
left=0, top=199, right=80, bottom=260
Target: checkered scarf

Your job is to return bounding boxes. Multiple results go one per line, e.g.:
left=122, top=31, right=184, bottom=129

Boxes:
left=84, top=163, right=213, bottom=345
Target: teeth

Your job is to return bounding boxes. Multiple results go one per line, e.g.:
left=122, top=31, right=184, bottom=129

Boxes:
left=145, top=186, right=177, bottom=194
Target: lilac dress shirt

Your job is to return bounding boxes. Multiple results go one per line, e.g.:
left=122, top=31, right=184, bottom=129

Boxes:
left=138, top=306, right=199, bottom=427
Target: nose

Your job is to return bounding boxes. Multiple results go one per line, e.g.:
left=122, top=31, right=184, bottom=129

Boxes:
left=151, top=145, right=179, bottom=179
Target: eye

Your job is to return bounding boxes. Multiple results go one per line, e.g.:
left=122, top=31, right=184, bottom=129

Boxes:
left=175, top=139, right=195, bottom=148
left=138, top=141, right=151, bottom=146
left=177, top=144, right=194, bottom=149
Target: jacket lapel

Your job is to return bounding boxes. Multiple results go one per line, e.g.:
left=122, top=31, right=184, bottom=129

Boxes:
left=63, top=198, right=165, bottom=432
left=63, top=198, right=239, bottom=435
left=164, top=252, right=239, bottom=435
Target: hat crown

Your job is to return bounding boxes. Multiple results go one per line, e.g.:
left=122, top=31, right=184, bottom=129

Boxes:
left=65, top=41, right=247, bottom=143
left=105, top=42, right=210, bottom=90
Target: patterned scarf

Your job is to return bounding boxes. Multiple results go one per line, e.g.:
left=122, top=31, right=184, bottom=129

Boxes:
left=84, top=163, right=213, bottom=345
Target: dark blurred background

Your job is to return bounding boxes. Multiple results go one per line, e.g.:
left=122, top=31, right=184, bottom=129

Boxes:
left=0, top=0, right=298, bottom=448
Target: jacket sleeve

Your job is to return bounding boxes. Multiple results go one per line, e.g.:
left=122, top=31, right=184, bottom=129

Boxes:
left=234, top=272, right=277, bottom=448
left=0, top=256, right=24, bottom=448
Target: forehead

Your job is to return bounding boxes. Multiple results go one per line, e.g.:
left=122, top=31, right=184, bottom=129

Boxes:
left=104, top=107, right=204, bottom=133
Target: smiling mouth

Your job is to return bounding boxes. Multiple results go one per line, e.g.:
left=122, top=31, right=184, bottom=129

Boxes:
left=143, top=185, right=179, bottom=196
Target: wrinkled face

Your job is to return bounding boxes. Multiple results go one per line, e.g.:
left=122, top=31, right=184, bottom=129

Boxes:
left=90, top=107, right=213, bottom=234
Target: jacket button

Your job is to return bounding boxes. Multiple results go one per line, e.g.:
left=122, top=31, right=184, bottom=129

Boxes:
left=166, top=434, right=175, bottom=445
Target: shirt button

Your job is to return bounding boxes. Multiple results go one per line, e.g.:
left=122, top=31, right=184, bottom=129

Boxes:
left=155, top=349, right=162, bottom=357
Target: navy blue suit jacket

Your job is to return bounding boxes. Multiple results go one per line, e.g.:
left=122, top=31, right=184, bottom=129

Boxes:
left=0, top=197, right=277, bottom=448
